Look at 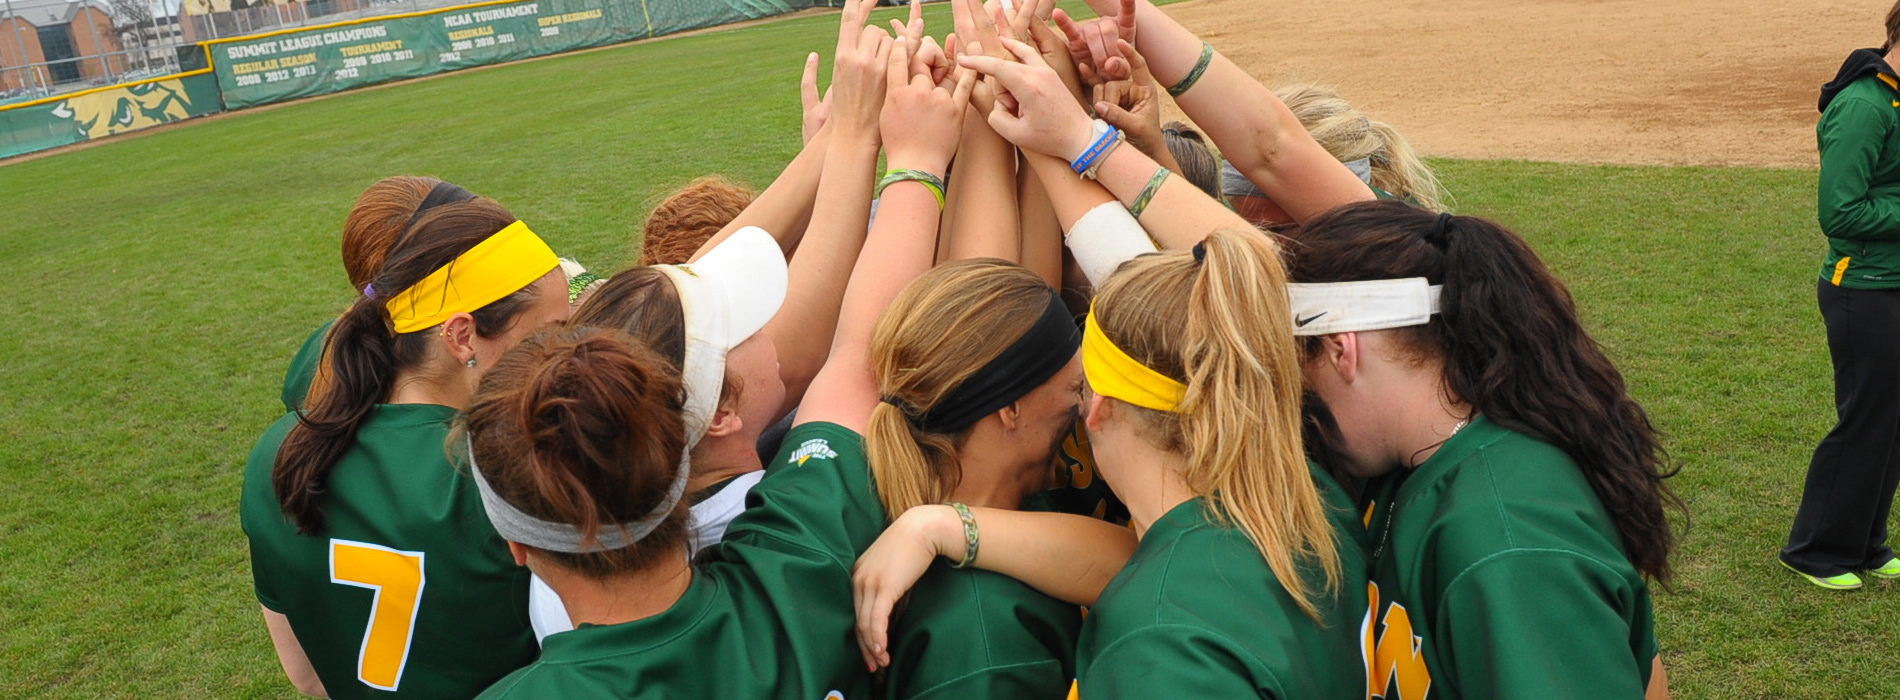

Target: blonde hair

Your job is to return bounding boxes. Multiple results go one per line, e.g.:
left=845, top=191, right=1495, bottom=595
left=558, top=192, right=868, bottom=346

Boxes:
left=1275, top=83, right=1447, bottom=212
left=865, top=260, right=1058, bottom=520
left=1093, top=228, right=1340, bottom=619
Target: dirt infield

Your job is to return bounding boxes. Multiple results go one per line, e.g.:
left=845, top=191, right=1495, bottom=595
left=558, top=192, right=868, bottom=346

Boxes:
left=1165, top=0, right=1881, bottom=168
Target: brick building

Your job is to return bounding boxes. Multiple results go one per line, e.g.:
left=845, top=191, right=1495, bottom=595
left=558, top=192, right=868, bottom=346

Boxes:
left=0, top=0, right=125, bottom=91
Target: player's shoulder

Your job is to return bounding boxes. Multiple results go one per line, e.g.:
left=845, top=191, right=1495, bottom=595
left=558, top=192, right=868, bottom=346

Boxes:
left=1419, top=427, right=1628, bottom=572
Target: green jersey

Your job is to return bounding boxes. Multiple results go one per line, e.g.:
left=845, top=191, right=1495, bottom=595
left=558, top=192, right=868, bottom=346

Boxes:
left=1359, top=416, right=1657, bottom=700
left=1074, top=465, right=1370, bottom=699
left=884, top=555, right=1082, bottom=699
left=280, top=320, right=333, bottom=413
left=476, top=421, right=885, bottom=699
left=241, top=404, right=536, bottom=699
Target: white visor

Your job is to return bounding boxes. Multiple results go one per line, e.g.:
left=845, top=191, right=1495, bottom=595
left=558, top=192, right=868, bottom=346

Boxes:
left=652, top=226, right=788, bottom=446
left=1288, top=278, right=1441, bottom=336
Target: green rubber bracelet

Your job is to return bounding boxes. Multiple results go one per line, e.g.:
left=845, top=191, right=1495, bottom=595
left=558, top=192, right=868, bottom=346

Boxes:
left=877, top=169, right=947, bottom=211
left=1129, top=167, right=1171, bottom=219
left=1167, top=42, right=1215, bottom=98
left=948, top=502, right=980, bottom=569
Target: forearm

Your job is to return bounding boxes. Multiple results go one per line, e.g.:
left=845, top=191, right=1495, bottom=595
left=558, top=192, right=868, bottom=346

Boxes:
left=263, top=607, right=327, bottom=697
left=1024, top=149, right=1117, bottom=227
left=945, top=113, right=1023, bottom=261
left=1123, top=1, right=1371, bottom=222
left=764, top=133, right=880, bottom=412
left=1093, top=140, right=1259, bottom=249
left=920, top=505, right=1137, bottom=606
left=1017, top=153, right=1066, bottom=286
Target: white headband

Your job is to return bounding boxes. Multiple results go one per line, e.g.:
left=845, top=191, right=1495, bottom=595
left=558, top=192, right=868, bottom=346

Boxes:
left=468, top=436, right=691, bottom=553
left=1288, top=278, right=1441, bottom=336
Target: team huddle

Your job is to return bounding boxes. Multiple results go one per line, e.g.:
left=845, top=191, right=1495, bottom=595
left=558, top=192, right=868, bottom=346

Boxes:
left=238, top=0, right=1680, bottom=698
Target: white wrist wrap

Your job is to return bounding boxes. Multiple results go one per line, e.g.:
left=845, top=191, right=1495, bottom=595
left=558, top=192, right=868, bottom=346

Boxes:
left=1067, top=201, right=1159, bottom=287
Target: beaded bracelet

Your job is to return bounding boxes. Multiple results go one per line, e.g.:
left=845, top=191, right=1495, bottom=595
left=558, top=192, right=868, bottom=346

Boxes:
left=1070, top=120, right=1121, bottom=175
left=1129, top=167, right=1171, bottom=219
left=876, top=169, right=947, bottom=210
left=1167, top=42, right=1215, bottom=97
left=947, top=502, right=980, bottom=569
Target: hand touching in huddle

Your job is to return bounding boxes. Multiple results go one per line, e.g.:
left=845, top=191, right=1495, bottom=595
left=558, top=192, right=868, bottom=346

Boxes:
left=958, top=38, right=1098, bottom=162
left=801, top=52, right=831, bottom=144
left=881, top=36, right=978, bottom=175
left=1093, top=40, right=1164, bottom=161
left=1053, top=0, right=1138, bottom=88
left=829, top=0, right=893, bottom=141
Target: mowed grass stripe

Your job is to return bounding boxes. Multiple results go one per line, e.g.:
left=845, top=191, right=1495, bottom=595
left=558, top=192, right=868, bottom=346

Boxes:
left=0, top=2, right=1883, bottom=698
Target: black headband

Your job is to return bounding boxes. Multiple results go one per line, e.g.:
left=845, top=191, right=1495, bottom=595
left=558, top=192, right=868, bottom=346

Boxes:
left=407, top=181, right=477, bottom=228
left=892, top=288, right=1081, bottom=434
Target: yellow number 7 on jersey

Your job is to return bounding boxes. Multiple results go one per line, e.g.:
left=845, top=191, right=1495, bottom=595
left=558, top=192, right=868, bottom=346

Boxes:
left=331, top=539, right=427, bottom=691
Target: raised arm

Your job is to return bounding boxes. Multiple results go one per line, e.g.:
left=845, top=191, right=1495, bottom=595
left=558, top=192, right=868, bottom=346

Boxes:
left=1072, top=0, right=1371, bottom=223
left=962, top=38, right=1255, bottom=249
left=796, top=21, right=977, bottom=432
left=852, top=505, right=1139, bottom=669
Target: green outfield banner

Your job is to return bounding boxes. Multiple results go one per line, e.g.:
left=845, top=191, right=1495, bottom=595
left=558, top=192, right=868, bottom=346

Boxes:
left=0, top=72, right=223, bottom=160
left=212, top=0, right=801, bottom=109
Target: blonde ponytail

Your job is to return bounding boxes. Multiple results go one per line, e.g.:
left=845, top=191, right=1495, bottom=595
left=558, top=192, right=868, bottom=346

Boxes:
left=1275, top=83, right=1449, bottom=212
left=865, top=260, right=1059, bottom=519
left=1094, top=229, right=1340, bottom=619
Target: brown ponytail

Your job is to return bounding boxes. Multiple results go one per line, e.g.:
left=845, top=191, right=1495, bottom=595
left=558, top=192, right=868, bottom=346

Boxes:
left=273, top=198, right=540, bottom=535
left=463, top=327, right=690, bottom=577
left=1286, top=199, right=1682, bottom=583
left=865, top=260, right=1061, bottom=520
left=341, top=176, right=444, bottom=291
left=1094, top=228, right=1338, bottom=620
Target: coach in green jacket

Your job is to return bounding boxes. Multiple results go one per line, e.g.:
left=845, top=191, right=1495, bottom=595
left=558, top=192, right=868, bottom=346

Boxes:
left=1784, top=5, right=1900, bottom=590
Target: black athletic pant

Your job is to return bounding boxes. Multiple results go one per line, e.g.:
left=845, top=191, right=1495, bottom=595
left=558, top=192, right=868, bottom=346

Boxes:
left=1785, top=280, right=1900, bottom=576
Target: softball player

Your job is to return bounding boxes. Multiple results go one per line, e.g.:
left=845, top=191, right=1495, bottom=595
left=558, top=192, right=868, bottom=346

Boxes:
left=466, top=232, right=888, bottom=699
left=242, top=198, right=572, bottom=699
left=1289, top=201, right=1675, bottom=699
left=852, top=229, right=1370, bottom=699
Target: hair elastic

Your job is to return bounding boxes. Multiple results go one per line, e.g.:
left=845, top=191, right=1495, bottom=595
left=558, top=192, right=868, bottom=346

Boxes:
left=905, top=289, right=1080, bottom=434
left=1428, top=212, right=1456, bottom=247
left=1191, top=241, right=1207, bottom=263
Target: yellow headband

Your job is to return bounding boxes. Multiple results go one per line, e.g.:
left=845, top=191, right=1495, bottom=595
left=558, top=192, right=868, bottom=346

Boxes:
left=1082, top=305, right=1185, bottom=412
left=385, top=220, right=559, bottom=334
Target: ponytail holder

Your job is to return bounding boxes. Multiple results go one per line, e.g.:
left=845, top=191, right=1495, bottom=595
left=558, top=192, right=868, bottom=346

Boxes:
left=881, top=394, right=918, bottom=415
left=1427, top=212, right=1455, bottom=247
left=407, top=181, right=477, bottom=229
left=362, top=283, right=375, bottom=298
left=1191, top=241, right=1207, bottom=263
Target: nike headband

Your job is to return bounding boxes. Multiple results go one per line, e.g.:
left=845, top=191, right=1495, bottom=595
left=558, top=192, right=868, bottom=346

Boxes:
left=1288, top=278, right=1442, bottom=336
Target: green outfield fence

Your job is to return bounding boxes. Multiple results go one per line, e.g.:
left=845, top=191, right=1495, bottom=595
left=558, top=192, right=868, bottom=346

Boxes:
left=0, top=0, right=834, bottom=160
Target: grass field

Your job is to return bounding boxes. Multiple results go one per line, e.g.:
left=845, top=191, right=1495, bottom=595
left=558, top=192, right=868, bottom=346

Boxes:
left=0, top=2, right=1887, bottom=698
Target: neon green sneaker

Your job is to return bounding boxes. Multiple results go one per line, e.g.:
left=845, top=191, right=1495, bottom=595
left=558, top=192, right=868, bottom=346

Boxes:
left=1781, top=559, right=1863, bottom=590
left=1867, top=557, right=1900, bottom=580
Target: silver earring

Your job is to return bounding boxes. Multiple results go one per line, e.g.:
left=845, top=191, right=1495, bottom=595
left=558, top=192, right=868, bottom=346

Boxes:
left=466, top=358, right=477, bottom=368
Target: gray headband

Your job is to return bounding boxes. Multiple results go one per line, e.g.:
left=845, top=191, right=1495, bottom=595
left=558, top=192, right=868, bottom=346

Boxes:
left=467, top=436, right=691, bottom=553
left=1219, top=157, right=1373, bottom=198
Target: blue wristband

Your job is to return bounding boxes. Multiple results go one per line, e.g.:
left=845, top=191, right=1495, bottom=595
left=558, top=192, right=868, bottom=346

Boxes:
left=1071, top=121, right=1120, bottom=175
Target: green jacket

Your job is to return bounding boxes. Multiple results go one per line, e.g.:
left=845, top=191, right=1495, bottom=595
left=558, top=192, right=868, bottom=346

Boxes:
left=1817, top=53, right=1900, bottom=288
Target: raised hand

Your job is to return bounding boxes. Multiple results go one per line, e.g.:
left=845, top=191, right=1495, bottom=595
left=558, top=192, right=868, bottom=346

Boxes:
left=829, top=0, right=893, bottom=141
left=1052, top=0, right=1137, bottom=87
left=958, top=37, right=1098, bottom=162
left=881, top=36, right=979, bottom=175
left=1092, top=39, right=1162, bottom=159
left=801, top=52, right=831, bottom=144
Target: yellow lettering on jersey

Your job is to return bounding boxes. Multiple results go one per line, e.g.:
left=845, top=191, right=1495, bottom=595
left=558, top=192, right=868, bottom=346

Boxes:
left=1363, top=502, right=1376, bottom=529
left=330, top=539, right=426, bottom=691
left=1365, top=582, right=1431, bottom=700
left=1066, top=680, right=1081, bottom=700
left=1061, top=423, right=1097, bottom=489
